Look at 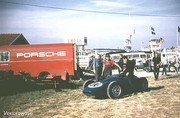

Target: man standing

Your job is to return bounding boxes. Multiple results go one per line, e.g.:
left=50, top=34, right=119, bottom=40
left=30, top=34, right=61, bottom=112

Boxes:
left=122, top=56, right=136, bottom=93
left=94, top=54, right=103, bottom=81
left=161, top=54, right=168, bottom=76
left=118, top=54, right=124, bottom=71
left=152, top=53, right=161, bottom=80
left=122, top=56, right=135, bottom=78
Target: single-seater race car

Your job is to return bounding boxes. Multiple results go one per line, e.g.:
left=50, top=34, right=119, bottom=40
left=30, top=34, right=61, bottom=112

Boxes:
left=82, top=74, right=148, bottom=99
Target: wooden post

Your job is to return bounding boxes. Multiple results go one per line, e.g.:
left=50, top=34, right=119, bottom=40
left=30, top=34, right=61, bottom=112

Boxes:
left=54, top=80, right=57, bottom=89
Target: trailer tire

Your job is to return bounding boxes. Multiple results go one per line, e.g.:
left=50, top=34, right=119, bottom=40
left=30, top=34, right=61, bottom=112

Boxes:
left=38, top=71, right=50, bottom=78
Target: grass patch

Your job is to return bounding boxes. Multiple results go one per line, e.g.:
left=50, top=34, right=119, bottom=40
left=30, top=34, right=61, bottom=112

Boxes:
left=0, top=74, right=179, bottom=118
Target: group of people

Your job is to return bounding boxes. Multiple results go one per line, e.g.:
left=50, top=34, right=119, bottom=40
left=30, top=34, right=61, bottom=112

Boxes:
left=150, top=52, right=179, bottom=80
left=94, top=52, right=177, bottom=82
left=93, top=53, right=136, bottom=93
left=142, top=53, right=169, bottom=80
left=93, top=53, right=135, bottom=81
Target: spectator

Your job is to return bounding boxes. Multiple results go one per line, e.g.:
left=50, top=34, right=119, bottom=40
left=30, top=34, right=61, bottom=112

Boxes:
left=101, top=54, right=121, bottom=78
left=118, top=54, right=124, bottom=71
left=161, top=54, right=168, bottom=76
left=93, top=54, right=103, bottom=81
left=174, top=56, right=179, bottom=74
left=122, top=56, right=135, bottom=78
left=152, top=53, right=161, bottom=80
left=161, top=54, right=168, bottom=75
left=122, top=56, right=136, bottom=94
left=143, top=56, right=148, bottom=68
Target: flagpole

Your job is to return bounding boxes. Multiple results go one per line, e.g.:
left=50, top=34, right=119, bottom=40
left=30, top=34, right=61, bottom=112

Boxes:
left=150, top=27, right=152, bottom=51
left=150, top=27, right=151, bottom=41
left=177, top=26, right=179, bottom=48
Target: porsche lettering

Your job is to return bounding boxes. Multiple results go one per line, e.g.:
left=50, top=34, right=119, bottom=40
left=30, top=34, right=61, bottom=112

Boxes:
left=17, top=51, right=66, bottom=58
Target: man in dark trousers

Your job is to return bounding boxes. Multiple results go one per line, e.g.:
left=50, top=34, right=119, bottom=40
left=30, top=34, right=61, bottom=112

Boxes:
left=93, top=54, right=103, bottom=81
left=152, top=53, right=161, bottom=80
left=161, top=54, right=168, bottom=76
left=122, top=56, right=136, bottom=94
left=118, top=54, right=124, bottom=71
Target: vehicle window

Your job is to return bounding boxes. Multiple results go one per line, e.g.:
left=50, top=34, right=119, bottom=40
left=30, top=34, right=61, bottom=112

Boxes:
left=140, top=55, right=146, bottom=58
left=147, top=54, right=151, bottom=58
left=138, top=60, right=142, bottom=63
left=0, top=51, right=10, bottom=62
left=127, top=55, right=133, bottom=59
left=133, top=55, right=139, bottom=59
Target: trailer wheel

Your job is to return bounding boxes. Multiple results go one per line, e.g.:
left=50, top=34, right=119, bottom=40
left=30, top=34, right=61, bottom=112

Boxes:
left=38, top=71, right=50, bottom=78
left=19, top=72, right=31, bottom=82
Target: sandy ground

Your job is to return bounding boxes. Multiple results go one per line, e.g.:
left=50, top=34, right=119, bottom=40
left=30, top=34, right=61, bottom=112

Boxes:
left=0, top=73, right=179, bottom=118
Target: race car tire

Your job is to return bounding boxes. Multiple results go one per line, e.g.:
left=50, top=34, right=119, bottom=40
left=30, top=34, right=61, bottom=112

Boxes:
left=107, top=81, right=122, bottom=99
left=140, top=77, right=148, bottom=91
left=82, top=79, right=94, bottom=90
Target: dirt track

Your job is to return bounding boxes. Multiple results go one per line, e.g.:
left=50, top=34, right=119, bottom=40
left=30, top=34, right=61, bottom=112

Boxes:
left=0, top=74, right=180, bottom=118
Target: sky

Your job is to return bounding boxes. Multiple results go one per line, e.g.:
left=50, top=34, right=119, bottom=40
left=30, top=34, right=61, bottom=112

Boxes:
left=0, top=0, right=180, bottom=50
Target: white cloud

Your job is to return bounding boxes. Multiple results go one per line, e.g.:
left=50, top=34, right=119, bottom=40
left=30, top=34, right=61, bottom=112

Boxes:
left=92, top=0, right=131, bottom=8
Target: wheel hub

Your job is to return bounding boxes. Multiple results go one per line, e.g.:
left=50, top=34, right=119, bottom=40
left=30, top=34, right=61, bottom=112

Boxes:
left=112, top=85, right=121, bottom=97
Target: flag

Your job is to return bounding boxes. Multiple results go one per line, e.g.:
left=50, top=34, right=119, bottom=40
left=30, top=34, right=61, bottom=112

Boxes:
left=178, top=26, right=180, bottom=33
left=151, top=31, right=156, bottom=35
left=151, top=27, right=156, bottom=35
left=151, top=27, right=155, bottom=31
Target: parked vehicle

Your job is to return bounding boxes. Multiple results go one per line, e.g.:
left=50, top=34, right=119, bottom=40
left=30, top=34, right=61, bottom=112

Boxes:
left=110, top=51, right=152, bottom=69
left=82, top=74, right=148, bottom=99
left=0, top=43, right=80, bottom=88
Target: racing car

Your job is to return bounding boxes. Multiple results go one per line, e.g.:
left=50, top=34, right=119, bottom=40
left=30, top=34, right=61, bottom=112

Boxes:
left=82, top=74, right=148, bottom=99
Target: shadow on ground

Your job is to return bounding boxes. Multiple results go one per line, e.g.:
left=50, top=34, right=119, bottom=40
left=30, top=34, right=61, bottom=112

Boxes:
left=0, top=79, right=83, bottom=97
left=93, top=85, right=165, bottom=100
left=148, top=86, right=165, bottom=91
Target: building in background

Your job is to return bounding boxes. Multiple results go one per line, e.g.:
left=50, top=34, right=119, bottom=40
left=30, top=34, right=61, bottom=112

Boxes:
left=64, top=36, right=88, bottom=68
left=64, top=36, right=87, bottom=55
left=141, top=38, right=164, bottom=52
left=124, top=38, right=131, bottom=52
left=123, top=33, right=132, bottom=52
left=0, top=33, right=29, bottom=46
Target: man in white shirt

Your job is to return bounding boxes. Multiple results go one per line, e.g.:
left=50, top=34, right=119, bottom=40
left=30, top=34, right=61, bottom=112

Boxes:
left=161, top=54, right=168, bottom=76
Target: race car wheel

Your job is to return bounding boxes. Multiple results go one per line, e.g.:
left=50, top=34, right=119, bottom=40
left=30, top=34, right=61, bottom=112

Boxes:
left=140, top=78, right=148, bottom=91
left=107, top=81, right=122, bottom=99
left=82, top=79, right=94, bottom=90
